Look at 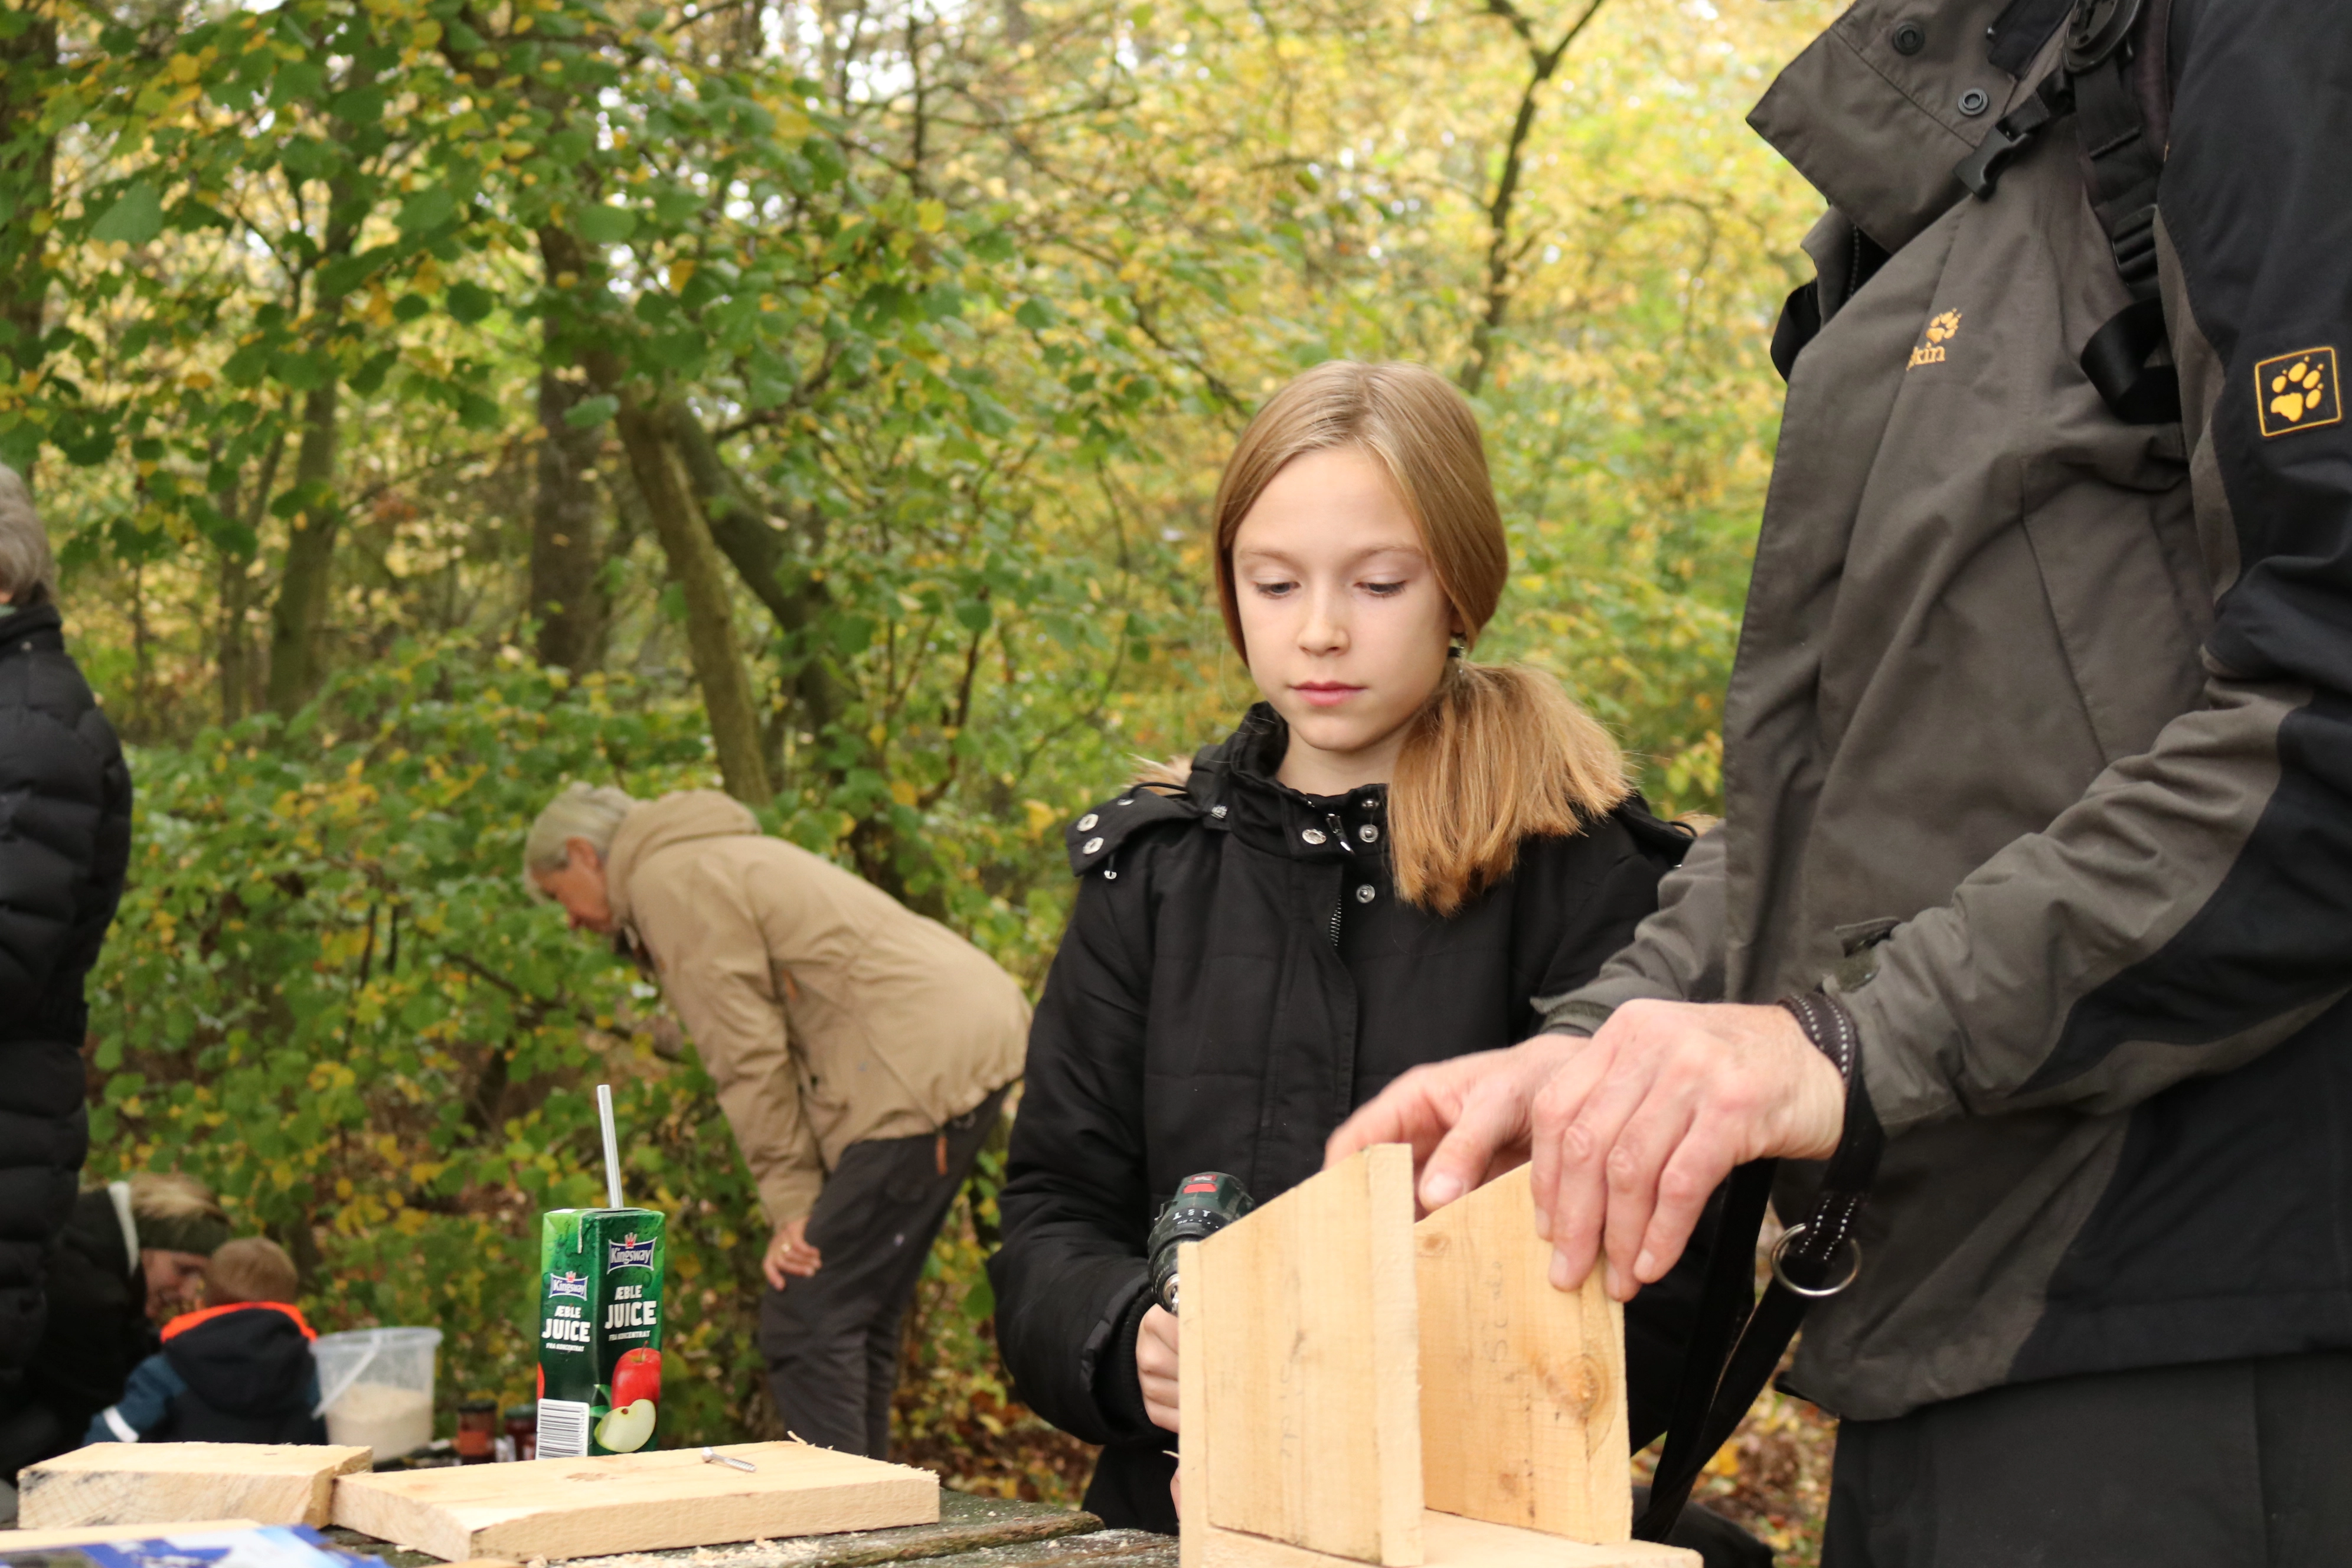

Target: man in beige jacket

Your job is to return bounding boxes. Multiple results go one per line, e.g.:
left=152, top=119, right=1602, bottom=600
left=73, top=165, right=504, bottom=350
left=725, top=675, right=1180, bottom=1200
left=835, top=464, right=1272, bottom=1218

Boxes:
left=526, top=784, right=1028, bottom=1458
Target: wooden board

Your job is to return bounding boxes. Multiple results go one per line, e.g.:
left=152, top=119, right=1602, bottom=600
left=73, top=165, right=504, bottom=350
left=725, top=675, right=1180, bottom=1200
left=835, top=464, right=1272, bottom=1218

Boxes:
left=0, top=1520, right=262, bottom=1548
left=328, top=1440, right=937, bottom=1562
left=1185, top=1145, right=1422, bottom=1568
left=1415, top=1165, right=1630, bottom=1543
left=18, top=1444, right=373, bottom=1529
left=1191, top=1510, right=1693, bottom=1568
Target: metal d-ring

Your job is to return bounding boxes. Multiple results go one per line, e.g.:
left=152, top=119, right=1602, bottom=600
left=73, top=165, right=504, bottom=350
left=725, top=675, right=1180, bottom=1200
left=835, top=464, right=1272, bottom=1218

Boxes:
left=1770, top=1223, right=1863, bottom=1299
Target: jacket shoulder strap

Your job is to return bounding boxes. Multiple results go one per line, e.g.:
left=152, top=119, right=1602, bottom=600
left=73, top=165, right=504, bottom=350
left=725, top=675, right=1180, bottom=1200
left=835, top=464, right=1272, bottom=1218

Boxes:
left=1956, top=0, right=2181, bottom=424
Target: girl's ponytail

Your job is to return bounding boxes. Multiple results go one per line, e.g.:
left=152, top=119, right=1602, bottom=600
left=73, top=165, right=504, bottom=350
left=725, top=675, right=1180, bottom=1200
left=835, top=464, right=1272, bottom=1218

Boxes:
left=1390, top=659, right=1628, bottom=916
left=1213, top=360, right=1631, bottom=914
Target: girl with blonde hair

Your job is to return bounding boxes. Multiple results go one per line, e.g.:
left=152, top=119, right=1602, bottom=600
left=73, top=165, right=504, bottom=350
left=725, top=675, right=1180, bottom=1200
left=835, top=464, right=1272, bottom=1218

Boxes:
left=988, top=361, right=1710, bottom=1533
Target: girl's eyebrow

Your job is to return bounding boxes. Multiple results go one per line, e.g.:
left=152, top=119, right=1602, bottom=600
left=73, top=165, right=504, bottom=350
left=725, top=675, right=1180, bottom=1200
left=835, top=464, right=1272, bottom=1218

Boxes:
left=1233, top=540, right=1427, bottom=569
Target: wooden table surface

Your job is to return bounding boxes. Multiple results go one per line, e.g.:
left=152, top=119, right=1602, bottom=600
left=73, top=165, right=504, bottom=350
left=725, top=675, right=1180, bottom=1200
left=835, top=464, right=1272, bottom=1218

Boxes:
left=324, top=1489, right=1177, bottom=1568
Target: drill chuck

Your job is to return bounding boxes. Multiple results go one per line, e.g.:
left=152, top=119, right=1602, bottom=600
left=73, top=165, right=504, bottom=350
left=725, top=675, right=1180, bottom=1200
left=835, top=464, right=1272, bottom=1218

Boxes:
left=1146, top=1171, right=1255, bottom=1312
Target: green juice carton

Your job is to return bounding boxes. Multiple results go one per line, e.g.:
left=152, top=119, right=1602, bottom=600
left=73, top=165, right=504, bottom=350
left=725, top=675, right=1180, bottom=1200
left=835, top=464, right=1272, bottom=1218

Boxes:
left=535, top=1207, right=667, bottom=1458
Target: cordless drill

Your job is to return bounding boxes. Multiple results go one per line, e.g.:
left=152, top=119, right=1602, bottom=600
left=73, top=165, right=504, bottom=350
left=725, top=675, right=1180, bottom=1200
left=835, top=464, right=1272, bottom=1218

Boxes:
left=1146, top=1171, right=1255, bottom=1312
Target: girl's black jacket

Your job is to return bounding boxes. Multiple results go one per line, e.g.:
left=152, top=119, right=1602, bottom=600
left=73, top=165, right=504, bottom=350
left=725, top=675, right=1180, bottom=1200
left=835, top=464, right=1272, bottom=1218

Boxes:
left=988, top=707, right=1712, bottom=1533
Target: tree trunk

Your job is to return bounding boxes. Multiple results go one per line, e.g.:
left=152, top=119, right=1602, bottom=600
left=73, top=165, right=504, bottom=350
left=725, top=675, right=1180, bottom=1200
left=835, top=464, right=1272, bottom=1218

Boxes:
left=609, top=391, right=773, bottom=805
left=0, top=13, right=55, bottom=384
left=666, top=406, right=936, bottom=906
left=262, top=38, right=374, bottom=715
left=218, top=546, right=255, bottom=724
left=266, top=379, right=342, bottom=713
left=530, top=365, right=606, bottom=669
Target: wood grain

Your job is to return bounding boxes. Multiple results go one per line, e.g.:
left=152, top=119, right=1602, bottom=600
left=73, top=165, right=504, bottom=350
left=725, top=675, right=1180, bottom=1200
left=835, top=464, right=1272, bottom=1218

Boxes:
left=1189, top=1145, right=1422, bottom=1568
left=1192, top=1511, right=1693, bottom=1568
left=0, top=1520, right=263, bottom=1547
left=18, top=1444, right=373, bottom=1528
left=1415, top=1165, right=1631, bottom=1542
left=327, top=1441, right=936, bottom=1562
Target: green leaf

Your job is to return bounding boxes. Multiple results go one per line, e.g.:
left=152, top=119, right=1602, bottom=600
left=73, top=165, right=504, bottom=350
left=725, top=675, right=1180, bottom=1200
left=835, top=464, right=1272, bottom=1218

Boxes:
left=573, top=204, right=638, bottom=244
left=445, top=280, right=496, bottom=325
left=270, top=60, right=324, bottom=107
left=562, top=394, right=619, bottom=430
left=396, top=187, right=458, bottom=236
left=1014, top=298, right=1055, bottom=332
left=92, top=183, right=164, bottom=247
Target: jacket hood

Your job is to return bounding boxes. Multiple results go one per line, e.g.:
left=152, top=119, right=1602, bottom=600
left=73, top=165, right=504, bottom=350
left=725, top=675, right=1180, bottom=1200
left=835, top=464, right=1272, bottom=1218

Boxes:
left=605, top=789, right=760, bottom=932
left=160, top=1302, right=316, bottom=1417
left=1748, top=0, right=2066, bottom=254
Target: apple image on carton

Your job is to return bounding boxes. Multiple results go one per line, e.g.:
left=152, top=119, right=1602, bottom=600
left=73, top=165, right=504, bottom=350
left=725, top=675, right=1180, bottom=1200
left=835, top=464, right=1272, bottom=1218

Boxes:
left=596, top=1398, right=656, bottom=1453
left=612, top=1347, right=661, bottom=1408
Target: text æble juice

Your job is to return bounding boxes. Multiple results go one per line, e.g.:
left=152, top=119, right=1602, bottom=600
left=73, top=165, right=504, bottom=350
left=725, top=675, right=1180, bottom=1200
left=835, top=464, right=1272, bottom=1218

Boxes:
left=535, top=1207, right=667, bottom=1458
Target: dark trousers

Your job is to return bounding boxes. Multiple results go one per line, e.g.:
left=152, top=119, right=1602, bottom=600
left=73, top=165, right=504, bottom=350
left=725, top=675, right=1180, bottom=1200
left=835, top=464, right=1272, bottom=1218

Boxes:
left=757, top=1086, right=1007, bottom=1458
left=1823, top=1353, right=2352, bottom=1567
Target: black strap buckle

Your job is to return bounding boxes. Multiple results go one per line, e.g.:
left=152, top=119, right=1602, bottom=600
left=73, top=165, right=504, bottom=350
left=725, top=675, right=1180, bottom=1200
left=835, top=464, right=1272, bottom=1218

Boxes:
left=1956, top=86, right=2064, bottom=200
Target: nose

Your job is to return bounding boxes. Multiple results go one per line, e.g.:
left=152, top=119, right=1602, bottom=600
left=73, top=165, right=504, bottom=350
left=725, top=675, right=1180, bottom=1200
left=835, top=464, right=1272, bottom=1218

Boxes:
left=1299, top=581, right=1347, bottom=654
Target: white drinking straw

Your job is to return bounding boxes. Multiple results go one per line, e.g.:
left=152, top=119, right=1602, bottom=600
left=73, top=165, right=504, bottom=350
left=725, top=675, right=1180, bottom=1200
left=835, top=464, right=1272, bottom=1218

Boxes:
left=596, top=1083, right=625, bottom=1210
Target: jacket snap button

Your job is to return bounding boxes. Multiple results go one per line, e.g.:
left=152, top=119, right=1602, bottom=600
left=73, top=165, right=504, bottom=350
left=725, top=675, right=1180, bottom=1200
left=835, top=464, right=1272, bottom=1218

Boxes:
left=1083, top=837, right=1105, bottom=855
left=1957, top=87, right=1990, bottom=116
left=1115, top=797, right=1133, bottom=806
left=1301, top=828, right=1327, bottom=845
left=1355, top=884, right=1376, bottom=903
left=1078, top=814, right=1099, bottom=832
left=1358, top=824, right=1379, bottom=844
left=1892, top=19, right=1925, bottom=54
left=1103, top=868, right=1118, bottom=880
left=1211, top=803, right=1228, bottom=818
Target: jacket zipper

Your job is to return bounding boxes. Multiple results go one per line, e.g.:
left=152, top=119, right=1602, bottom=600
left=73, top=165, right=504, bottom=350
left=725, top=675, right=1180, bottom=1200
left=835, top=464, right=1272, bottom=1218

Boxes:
left=1325, top=812, right=1352, bottom=948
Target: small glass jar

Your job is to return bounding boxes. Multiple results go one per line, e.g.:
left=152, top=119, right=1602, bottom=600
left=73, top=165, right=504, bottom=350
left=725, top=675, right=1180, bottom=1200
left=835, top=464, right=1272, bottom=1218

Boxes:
left=456, top=1398, right=498, bottom=1464
left=504, top=1402, right=538, bottom=1462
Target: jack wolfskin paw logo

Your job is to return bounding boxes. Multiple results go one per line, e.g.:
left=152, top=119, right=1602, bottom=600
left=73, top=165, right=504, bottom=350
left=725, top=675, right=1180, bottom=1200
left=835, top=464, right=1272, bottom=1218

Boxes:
left=2256, top=346, right=2341, bottom=438
left=1908, top=309, right=1962, bottom=369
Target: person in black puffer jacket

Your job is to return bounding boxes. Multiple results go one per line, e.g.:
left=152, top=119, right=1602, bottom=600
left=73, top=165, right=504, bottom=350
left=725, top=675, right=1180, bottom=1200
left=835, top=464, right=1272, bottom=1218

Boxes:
left=989, top=364, right=1763, bottom=1566
left=0, top=465, right=135, bottom=1445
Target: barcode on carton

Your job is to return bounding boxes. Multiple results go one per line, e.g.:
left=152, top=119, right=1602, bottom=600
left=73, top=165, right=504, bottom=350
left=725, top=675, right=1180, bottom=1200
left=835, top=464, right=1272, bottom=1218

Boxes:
left=537, top=1397, right=592, bottom=1459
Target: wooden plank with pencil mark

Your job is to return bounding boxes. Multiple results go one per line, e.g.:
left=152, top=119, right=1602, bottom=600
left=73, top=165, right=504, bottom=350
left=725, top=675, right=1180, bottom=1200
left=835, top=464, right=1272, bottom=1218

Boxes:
left=18, top=1444, right=373, bottom=1530
left=327, top=1440, right=936, bottom=1562
left=1190, top=1144, right=1423, bottom=1568
left=1415, top=1165, right=1631, bottom=1542
left=1193, top=1510, right=1694, bottom=1568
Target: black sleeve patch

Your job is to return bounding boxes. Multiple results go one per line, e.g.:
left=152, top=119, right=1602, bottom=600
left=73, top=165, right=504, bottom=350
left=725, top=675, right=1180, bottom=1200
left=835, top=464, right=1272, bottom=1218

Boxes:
left=2162, top=0, right=2352, bottom=690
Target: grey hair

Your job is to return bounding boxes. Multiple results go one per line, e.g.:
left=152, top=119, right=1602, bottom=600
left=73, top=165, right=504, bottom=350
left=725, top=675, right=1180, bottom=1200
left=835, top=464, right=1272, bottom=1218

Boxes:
left=524, top=782, right=638, bottom=883
left=0, top=466, right=57, bottom=607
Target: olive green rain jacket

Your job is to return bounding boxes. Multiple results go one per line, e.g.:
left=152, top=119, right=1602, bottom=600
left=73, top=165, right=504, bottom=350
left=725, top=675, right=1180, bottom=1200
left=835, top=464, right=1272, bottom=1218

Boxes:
left=605, top=790, right=1029, bottom=1227
left=1543, top=0, right=2352, bottom=1420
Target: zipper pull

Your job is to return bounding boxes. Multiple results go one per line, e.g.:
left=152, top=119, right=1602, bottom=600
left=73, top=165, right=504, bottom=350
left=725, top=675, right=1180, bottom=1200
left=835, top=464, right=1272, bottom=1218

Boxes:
left=1326, top=812, right=1354, bottom=852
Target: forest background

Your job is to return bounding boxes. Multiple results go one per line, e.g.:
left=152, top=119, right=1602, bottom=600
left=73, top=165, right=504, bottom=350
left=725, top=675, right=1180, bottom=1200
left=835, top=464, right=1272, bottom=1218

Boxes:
left=4, top=0, right=1838, bottom=1551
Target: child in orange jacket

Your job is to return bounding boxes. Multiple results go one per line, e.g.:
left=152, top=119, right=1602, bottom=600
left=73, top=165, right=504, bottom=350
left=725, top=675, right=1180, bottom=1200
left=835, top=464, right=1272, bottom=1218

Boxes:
left=85, top=1237, right=325, bottom=1445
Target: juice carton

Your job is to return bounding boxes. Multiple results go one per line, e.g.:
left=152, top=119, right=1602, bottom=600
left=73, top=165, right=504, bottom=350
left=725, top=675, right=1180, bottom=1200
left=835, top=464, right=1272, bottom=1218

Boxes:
left=535, top=1207, right=667, bottom=1458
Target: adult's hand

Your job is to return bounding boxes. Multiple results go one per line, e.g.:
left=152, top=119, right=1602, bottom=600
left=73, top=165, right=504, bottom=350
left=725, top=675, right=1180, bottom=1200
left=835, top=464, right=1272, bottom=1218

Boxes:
left=1136, top=1304, right=1180, bottom=1433
left=762, top=1217, right=823, bottom=1290
left=1327, top=1000, right=1844, bottom=1301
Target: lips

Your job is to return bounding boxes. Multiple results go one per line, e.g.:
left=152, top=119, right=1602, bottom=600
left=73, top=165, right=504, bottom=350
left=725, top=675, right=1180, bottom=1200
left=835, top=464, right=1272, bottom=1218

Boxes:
left=1293, top=683, right=1363, bottom=708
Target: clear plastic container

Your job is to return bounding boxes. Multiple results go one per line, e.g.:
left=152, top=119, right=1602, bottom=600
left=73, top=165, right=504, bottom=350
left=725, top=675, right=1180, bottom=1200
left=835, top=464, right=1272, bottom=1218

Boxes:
left=313, top=1327, right=442, bottom=1460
